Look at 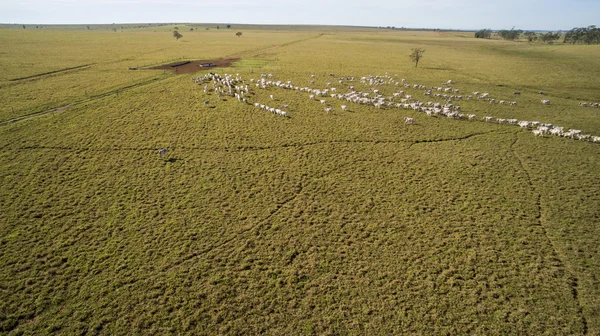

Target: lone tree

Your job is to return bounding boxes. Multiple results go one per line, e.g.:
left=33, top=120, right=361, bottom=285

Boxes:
left=173, top=31, right=183, bottom=40
left=409, top=48, right=425, bottom=68
left=236, top=32, right=243, bottom=37
left=227, top=24, right=231, bottom=29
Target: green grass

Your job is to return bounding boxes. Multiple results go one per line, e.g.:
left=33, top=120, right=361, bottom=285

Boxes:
left=0, top=26, right=599, bottom=335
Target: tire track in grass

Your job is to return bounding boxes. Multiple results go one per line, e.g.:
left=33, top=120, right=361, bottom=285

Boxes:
left=104, top=47, right=172, bottom=66
left=225, top=33, right=325, bottom=59
left=16, top=145, right=165, bottom=152
left=75, top=148, right=399, bottom=319
left=158, top=154, right=373, bottom=274
left=9, top=131, right=507, bottom=316
left=510, top=131, right=588, bottom=335
left=0, top=76, right=173, bottom=126
left=157, top=130, right=506, bottom=273
left=1, top=33, right=323, bottom=127
left=8, top=64, right=94, bottom=82
left=11, top=130, right=506, bottom=153
left=157, top=181, right=305, bottom=273
left=243, top=156, right=373, bottom=236
left=407, top=130, right=507, bottom=149
left=5, top=46, right=170, bottom=83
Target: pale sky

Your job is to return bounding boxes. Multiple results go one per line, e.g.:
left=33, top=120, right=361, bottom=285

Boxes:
left=1, top=0, right=597, bottom=30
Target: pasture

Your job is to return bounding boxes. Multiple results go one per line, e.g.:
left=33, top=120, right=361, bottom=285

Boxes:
left=1, top=25, right=599, bottom=335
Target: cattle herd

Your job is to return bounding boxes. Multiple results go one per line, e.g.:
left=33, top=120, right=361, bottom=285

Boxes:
left=190, top=72, right=600, bottom=144
left=579, top=102, right=600, bottom=108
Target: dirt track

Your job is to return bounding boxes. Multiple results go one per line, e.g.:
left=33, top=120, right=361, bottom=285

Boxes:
left=0, top=77, right=167, bottom=126
left=149, top=58, right=240, bottom=74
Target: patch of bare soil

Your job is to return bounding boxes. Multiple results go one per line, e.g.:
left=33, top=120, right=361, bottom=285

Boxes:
left=148, top=58, right=240, bottom=74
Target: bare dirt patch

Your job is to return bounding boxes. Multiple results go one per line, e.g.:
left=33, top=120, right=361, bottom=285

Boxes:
left=148, top=58, right=240, bottom=74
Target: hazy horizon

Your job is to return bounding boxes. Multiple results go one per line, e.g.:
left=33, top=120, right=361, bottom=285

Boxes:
left=1, top=0, right=598, bottom=31
left=0, top=22, right=580, bottom=33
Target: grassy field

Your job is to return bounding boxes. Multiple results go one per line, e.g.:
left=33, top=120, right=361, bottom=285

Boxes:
left=1, top=26, right=599, bottom=335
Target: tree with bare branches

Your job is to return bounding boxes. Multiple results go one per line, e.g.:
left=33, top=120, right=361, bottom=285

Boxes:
left=409, top=48, right=425, bottom=68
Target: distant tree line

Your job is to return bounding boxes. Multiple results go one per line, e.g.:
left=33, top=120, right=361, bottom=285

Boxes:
left=564, top=26, right=600, bottom=44
left=519, top=31, right=561, bottom=43
left=539, top=32, right=561, bottom=43
left=474, top=26, right=599, bottom=44
left=498, top=28, right=523, bottom=41
left=7, top=23, right=173, bottom=31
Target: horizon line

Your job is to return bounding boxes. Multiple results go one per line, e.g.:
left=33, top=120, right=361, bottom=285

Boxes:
left=0, top=22, right=577, bottom=32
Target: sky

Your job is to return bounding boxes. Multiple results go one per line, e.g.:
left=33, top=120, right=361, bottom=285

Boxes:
left=1, top=0, right=598, bottom=31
